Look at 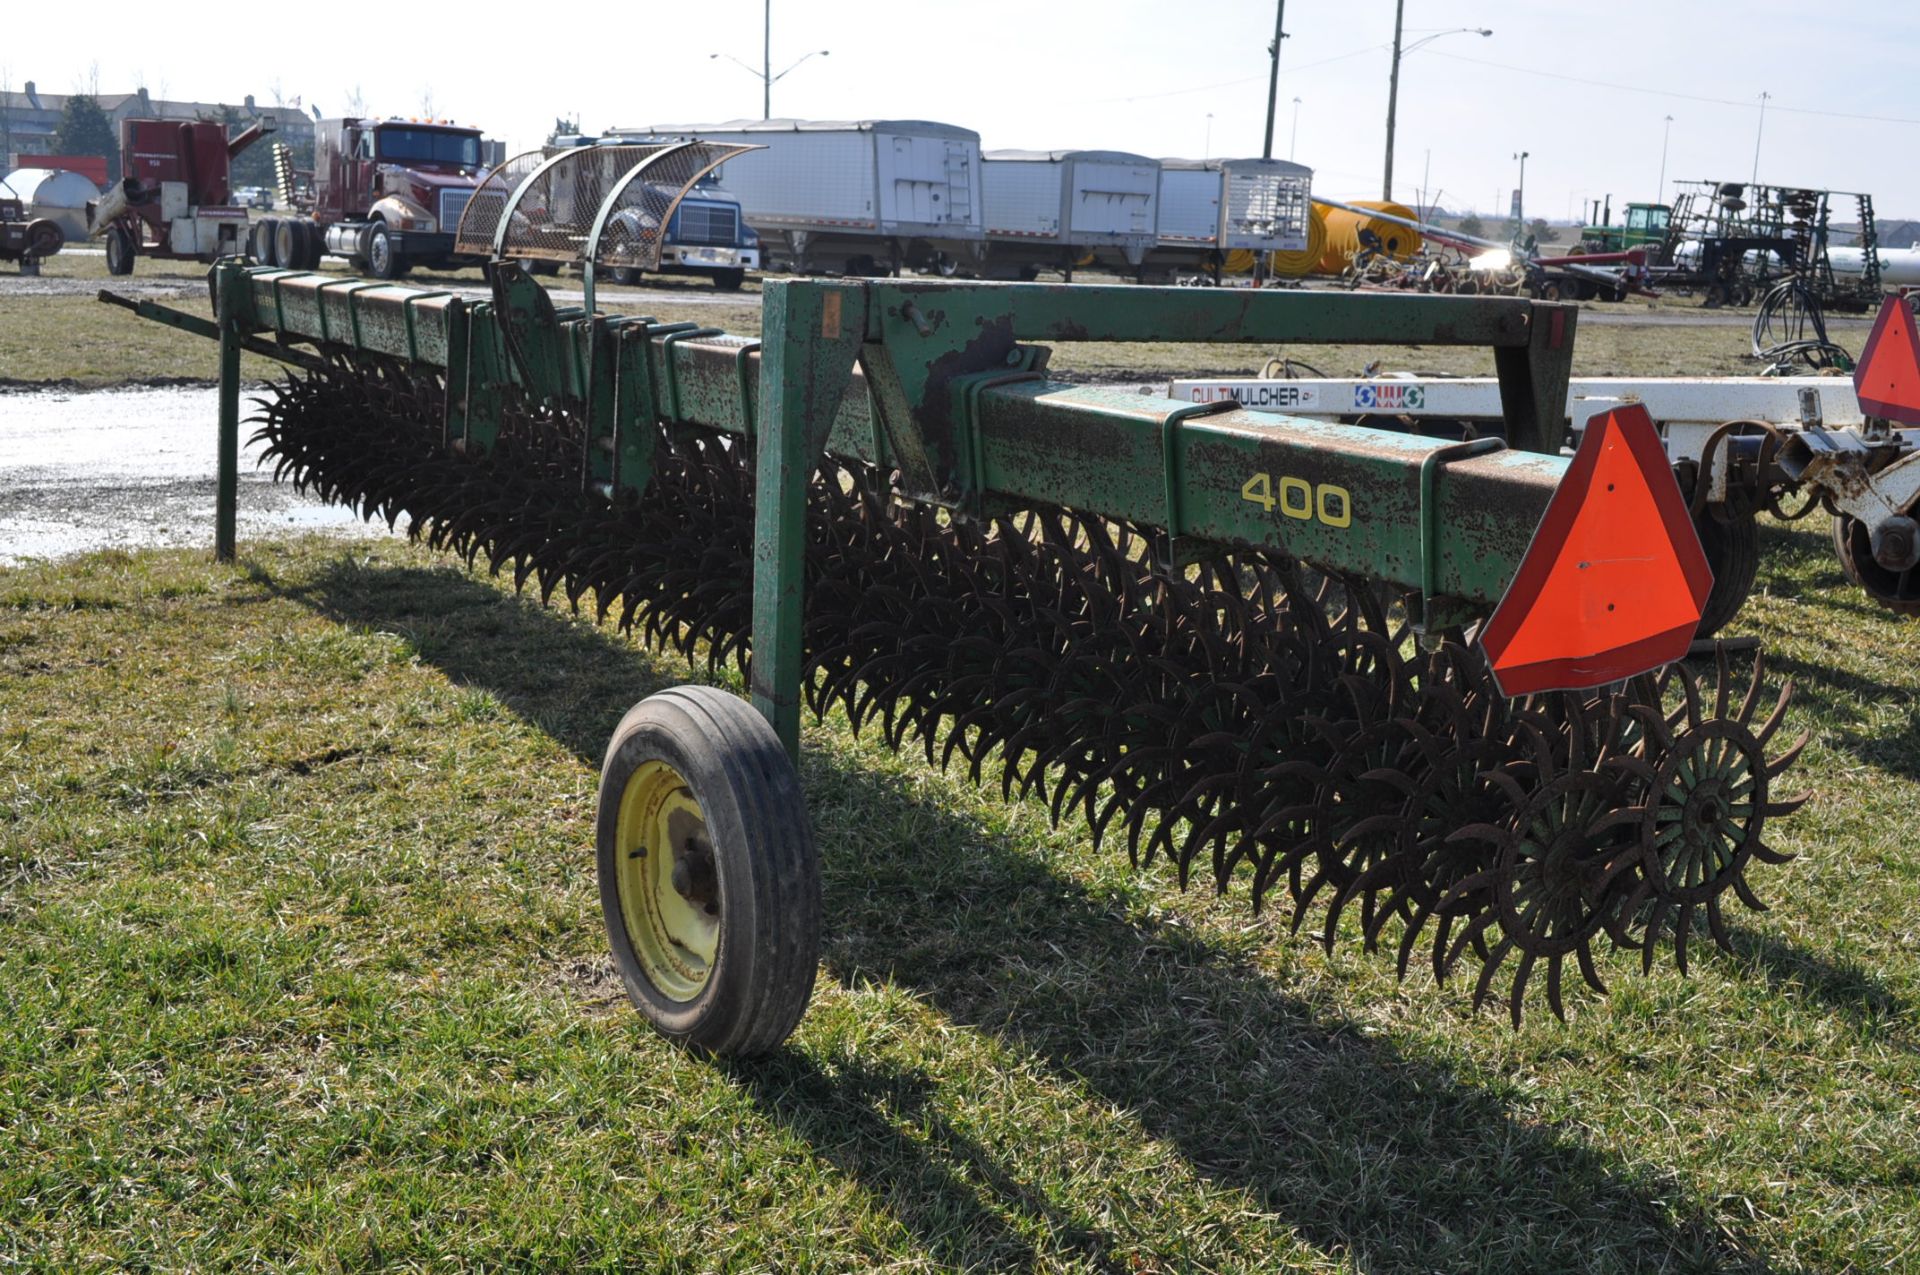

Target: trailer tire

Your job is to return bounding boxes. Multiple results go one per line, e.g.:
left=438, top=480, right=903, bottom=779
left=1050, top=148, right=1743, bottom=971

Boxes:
left=365, top=222, right=402, bottom=280
left=609, top=267, right=641, bottom=286
left=597, top=685, right=820, bottom=1057
left=711, top=268, right=746, bottom=291
left=298, top=220, right=324, bottom=270
left=1693, top=510, right=1760, bottom=638
left=105, top=225, right=136, bottom=276
left=274, top=219, right=303, bottom=271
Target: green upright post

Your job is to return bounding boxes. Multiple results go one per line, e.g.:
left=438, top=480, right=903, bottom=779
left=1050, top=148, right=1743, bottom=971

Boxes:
left=750, top=280, right=868, bottom=757
left=214, top=261, right=242, bottom=563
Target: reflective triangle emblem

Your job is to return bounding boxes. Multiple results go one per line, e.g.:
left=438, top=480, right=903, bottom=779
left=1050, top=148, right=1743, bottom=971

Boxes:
left=1479, top=403, right=1712, bottom=696
left=1854, top=296, right=1920, bottom=428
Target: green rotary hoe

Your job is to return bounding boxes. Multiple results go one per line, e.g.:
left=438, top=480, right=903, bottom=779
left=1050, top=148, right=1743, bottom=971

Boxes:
left=100, top=144, right=1806, bottom=1053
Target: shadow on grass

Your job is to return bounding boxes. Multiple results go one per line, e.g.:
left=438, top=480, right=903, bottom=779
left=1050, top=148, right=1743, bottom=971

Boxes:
left=264, top=551, right=1797, bottom=1274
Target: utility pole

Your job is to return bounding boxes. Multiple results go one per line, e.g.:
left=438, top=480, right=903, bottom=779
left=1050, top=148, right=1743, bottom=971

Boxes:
left=1289, top=96, right=1301, bottom=162
left=1750, top=91, right=1770, bottom=186
left=1513, top=150, right=1529, bottom=226
left=1383, top=0, right=1405, bottom=200
left=763, top=0, right=772, bottom=120
left=1262, top=0, right=1287, bottom=159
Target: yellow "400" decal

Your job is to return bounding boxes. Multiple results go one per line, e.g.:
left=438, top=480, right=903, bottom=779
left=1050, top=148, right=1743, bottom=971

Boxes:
left=1241, top=473, right=1353, bottom=527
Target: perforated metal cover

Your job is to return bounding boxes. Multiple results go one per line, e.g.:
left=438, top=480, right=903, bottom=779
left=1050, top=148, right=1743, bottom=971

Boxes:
left=454, top=150, right=550, bottom=258
left=590, top=142, right=757, bottom=272
left=454, top=142, right=758, bottom=271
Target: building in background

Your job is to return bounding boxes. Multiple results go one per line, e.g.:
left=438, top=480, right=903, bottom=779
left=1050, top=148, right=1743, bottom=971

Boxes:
left=1, top=84, right=314, bottom=185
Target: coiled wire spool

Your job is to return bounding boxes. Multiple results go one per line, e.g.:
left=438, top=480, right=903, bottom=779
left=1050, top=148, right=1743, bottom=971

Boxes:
left=1315, top=200, right=1424, bottom=274
left=1219, top=206, right=1327, bottom=278
left=1269, top=205, right=1328, bottom=278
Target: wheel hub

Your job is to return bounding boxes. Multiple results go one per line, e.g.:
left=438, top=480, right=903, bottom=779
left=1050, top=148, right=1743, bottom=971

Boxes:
left=614, top=760, right=720, bottom=1001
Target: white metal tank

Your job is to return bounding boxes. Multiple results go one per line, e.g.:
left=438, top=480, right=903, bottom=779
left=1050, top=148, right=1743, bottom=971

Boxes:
left=0, top=168, right=101, bottom=242
left=1830, top=246, right=1920, bottom=287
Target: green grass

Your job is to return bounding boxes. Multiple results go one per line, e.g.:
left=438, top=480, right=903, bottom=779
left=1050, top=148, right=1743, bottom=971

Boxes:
left=1, top=528, right=1916, bottom=1271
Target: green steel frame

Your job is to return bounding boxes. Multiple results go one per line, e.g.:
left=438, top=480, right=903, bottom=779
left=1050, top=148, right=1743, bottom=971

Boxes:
left=104, top=262, right=1582, bottom=757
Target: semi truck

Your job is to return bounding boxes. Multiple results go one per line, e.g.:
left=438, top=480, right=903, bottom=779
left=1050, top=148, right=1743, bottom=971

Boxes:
left=980, top=149, right=1160, bottom=280
left=256, top=117, right=489, bottom=278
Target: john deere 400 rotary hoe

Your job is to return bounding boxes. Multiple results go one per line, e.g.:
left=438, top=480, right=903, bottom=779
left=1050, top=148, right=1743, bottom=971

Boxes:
left=102, top=142, right=1806, bottom=1054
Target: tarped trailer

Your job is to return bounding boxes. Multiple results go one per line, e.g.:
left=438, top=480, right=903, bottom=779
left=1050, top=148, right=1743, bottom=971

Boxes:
left=620, top=118, right=984, bottom=275
left=982, top=149, right=1159, bottom=279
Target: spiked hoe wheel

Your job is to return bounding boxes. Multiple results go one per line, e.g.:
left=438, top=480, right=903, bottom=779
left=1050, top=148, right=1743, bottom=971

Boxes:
left=113, top=260, right=1821, bottom=1049
left=596, top=687, right=821, bottom=1055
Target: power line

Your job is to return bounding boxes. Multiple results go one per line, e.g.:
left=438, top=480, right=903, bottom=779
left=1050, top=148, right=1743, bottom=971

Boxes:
left=1424, top=49, right=1920, bottom=127
left=1091, top=42, right=1388, bottom=104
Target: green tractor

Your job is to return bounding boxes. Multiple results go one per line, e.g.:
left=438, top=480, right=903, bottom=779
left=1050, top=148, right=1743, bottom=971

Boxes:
left=1579, top=198, right=1671, bottom=254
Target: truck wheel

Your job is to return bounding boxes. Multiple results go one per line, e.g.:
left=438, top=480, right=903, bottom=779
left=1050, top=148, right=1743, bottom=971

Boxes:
left=609, top=266, right=641, bottom=286
left=105, top=226, right=137, bottom=276
left=597, top=686, right=820, bottom=1056
left=274, top=219, right=304, bottom=271
left=298, top=220, right=324, bottom=270
left=259, top=217, right=285, bottom=267
left=711, top=268, right=746, bottom=292
left=365, top=223, right=402, bottom=280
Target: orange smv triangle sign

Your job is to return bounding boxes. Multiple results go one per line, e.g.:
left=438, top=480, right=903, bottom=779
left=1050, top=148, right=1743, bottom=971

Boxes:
left=1854, top=296, right=1920, bottom=427
left=1478, top=403, right=1712, bottom=696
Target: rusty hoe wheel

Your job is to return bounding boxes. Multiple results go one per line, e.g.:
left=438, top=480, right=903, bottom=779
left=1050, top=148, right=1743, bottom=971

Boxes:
left=596, top=685, right=820, bottom=1055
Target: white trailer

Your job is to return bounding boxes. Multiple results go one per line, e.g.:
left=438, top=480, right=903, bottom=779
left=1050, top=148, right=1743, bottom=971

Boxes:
left=617, top=118, right=984, bottom=275
left=1148, top=157, right=1312, bottom=279
left=981, top=149, right=1159, bottom=279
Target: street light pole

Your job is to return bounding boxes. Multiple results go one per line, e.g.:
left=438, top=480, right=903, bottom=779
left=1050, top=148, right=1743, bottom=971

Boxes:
left=1262, top=0, right=1287, bottom=159
left=763, top=0, right=771, bottom=120
left=1289, top=96, right=1301, bottom=162
left=1384, top=23, right=1491, bottom=202
left=1513, top=150, right=1528, bottom=226
left=1383, top=0, right=1405, bottom=200
left=1204, top=112, right=1214, bottom=160
left=1658, top=114, right=1673, bottom=204
left=1751, top=91, right=1770, bottom=186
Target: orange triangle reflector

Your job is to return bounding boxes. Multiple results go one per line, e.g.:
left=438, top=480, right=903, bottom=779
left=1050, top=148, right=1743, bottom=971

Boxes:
left=1478, top=403, right=1711, bottom=696
left=1854, top=296, right=1920, bottom=427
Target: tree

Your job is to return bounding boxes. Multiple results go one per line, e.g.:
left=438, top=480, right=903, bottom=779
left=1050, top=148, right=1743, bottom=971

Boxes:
left=55, top=93, right=117, bottom=183
left=1528, top=218, right=1556, bottom=245
left=1457, top=213, right=1484, bottom=238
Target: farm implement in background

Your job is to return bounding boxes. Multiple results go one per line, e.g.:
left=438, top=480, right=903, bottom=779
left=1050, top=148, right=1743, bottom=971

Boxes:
left=100, top=233, right=1807, bottom=1051
left=1172, top=297, right=1920, bottom=623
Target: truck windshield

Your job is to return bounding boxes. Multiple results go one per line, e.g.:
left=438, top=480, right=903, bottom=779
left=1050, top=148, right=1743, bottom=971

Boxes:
left=377, top=128, right=481, bottom=168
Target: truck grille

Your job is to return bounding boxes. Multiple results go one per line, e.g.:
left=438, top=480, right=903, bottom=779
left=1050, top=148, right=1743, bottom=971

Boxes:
left=673, top=201, right=739, bottom=247
left=439, top=188, right=475, bottom=237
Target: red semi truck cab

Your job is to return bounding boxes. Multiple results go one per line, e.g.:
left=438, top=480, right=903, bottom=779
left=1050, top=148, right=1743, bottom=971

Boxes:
left=312, top=117, right=486, bottom=277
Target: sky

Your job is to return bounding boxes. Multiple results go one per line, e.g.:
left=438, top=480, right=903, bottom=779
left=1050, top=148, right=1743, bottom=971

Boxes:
left=10, top=0, right=1920, bottom=221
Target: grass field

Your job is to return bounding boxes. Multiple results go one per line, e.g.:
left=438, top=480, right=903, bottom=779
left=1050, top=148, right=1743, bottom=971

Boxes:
left=1, top=514, right=1917, bottom=1271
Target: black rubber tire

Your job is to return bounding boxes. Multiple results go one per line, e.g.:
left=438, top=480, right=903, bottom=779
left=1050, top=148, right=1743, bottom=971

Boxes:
left=365, top=222, right=402, bottom=280
left=596, top=686, right=820, bottom=1056
left=297, top=220, right=324, bottom=270
left=711, top=268, right=746, bottom=291
left=274, top=219, right=301, bottom=270
left=609, top=266, right=642, bottom=286
left=1693, top=510, right=1760, bottom=639
left=260, top=217, right=285, bottom=267
left=105, top=225, right=136, bottom=276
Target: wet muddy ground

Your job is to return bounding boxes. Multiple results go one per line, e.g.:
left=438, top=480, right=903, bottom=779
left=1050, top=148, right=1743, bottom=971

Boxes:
left=0, top=384, right=397, bottom=565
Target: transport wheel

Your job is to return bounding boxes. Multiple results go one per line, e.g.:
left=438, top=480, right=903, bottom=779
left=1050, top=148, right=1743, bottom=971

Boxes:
left=1832, top=513, right=1920, bottom=616
left=365, top=223, right=401, bottom=280
left=105, top=225, right=136, bottom=276
left=711, top=268, right=746, bottom=291
left=1693, top=510, right=1760, bottom=638
left=609, top=266, right=641, bottom=286
left=260, top=217, right=285, bottom=267
left=597, top=686, right=820, bottom=1056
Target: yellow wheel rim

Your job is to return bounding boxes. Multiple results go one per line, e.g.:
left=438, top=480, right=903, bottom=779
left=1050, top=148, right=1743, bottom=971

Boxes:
left=614, top=760, right=720, bottom=1002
